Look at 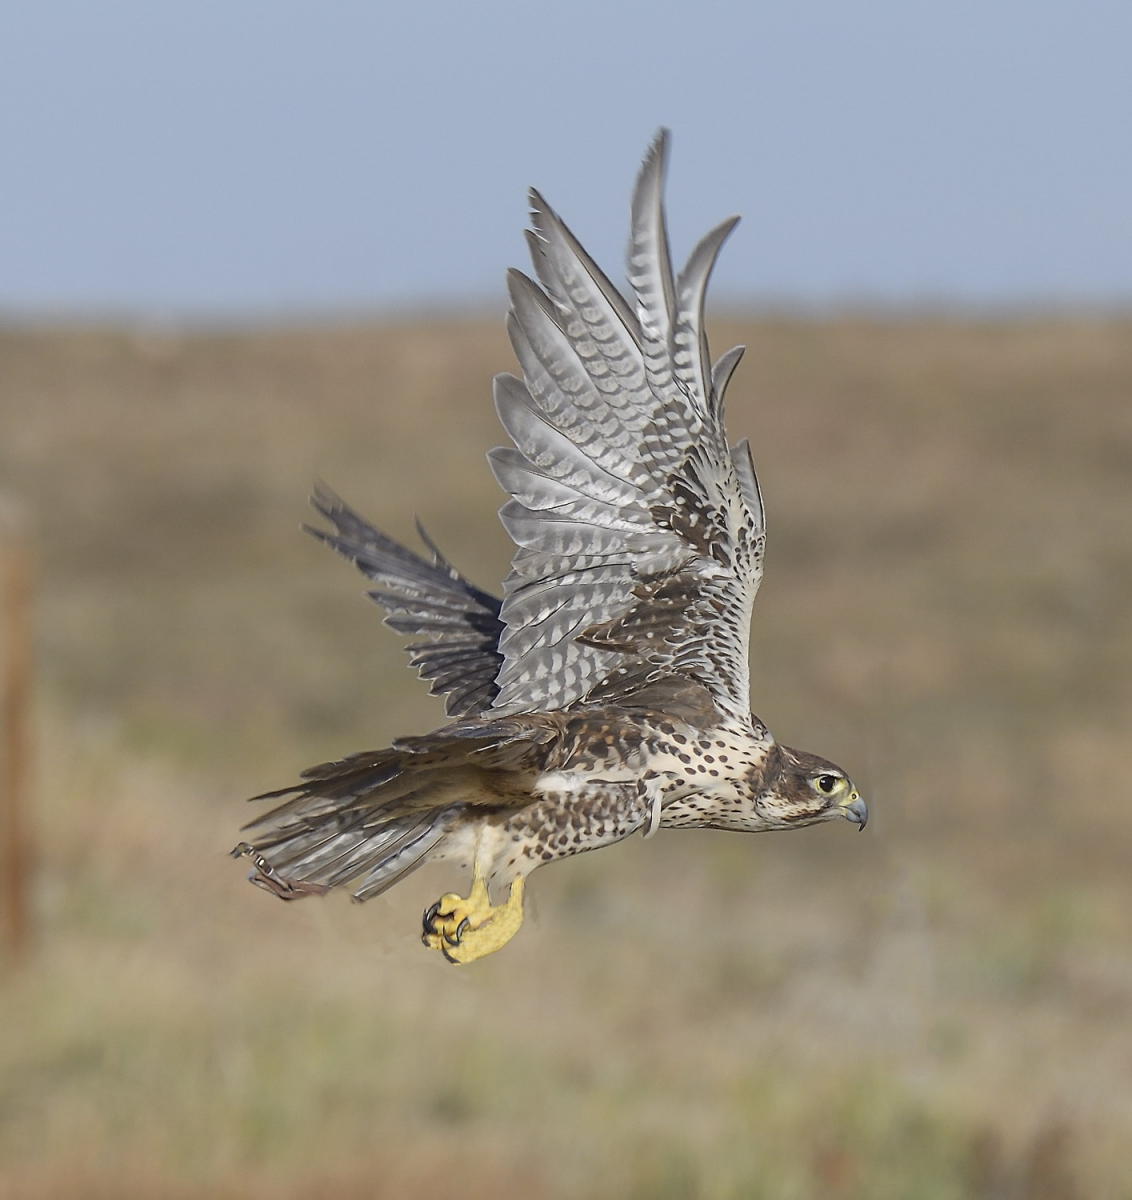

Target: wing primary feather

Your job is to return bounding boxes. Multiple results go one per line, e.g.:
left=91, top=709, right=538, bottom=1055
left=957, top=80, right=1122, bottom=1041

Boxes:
left=710, top=345, right=746, bottom=419
left=628, top=128, right=677, bottom=348
left=730, top=438, right=765, bottom=536
left=526, top=189, right=642, bottom=343
left=676, top=216, right=740, bottom=406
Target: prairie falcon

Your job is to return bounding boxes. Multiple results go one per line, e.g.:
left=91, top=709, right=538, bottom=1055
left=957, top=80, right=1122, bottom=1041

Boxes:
left=233, top=131, right=867, bottom=964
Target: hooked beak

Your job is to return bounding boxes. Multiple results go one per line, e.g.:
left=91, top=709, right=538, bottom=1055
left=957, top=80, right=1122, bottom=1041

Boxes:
left=838, top=793, right=869, bottom=831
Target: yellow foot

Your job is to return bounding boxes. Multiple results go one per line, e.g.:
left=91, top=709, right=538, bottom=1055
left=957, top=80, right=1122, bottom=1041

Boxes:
left=421, top=875, right=526, bottom=965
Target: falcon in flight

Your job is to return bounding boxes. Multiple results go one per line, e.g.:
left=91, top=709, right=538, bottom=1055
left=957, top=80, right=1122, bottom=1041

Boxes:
left=233, top=130, right=867, bottom=964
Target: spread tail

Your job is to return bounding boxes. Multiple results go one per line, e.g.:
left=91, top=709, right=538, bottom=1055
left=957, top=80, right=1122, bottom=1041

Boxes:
left=232, top=714, right=555, bottom=903
left=232, top=747, right=456, bottom=902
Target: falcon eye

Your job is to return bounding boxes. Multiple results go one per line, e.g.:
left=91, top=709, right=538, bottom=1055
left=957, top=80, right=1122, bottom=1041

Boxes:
left=816, top=774, right=840, bottom=794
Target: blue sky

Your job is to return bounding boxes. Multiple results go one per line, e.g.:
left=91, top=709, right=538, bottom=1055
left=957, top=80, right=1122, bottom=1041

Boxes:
left=3, top=0, right=1129, bottom=318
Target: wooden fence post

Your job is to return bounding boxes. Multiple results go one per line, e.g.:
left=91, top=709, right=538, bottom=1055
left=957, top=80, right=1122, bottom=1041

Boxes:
left=1, top=505, right=32, bottom=963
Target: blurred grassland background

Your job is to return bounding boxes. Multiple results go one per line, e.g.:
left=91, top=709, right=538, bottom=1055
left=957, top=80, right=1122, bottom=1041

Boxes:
left=1, top=315, right=1131, bottom=1198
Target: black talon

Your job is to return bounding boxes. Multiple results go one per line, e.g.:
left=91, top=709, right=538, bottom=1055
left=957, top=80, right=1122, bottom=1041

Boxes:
left=456, top=917, right=470, bottom=941
left=423, top=901, right=440, bottom=932
left=441, top=945, right=461, bottom=965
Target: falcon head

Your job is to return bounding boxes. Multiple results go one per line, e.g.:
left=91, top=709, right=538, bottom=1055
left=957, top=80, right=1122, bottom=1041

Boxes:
left=753, top=746, right=868, bottom=831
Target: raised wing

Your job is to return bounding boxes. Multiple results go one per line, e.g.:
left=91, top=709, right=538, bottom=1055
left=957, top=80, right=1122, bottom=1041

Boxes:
left=489, top=130, right=766, bottom=724
left=306, top=484, right=504, bottom=717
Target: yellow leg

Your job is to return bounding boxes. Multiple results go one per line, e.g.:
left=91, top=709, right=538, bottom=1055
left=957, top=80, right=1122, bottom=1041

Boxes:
left=421, top=875, right=526, bottom=965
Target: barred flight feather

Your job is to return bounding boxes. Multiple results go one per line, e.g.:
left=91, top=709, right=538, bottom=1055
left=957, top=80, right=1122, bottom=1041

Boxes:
left=304, top=484, right=504, bottom=717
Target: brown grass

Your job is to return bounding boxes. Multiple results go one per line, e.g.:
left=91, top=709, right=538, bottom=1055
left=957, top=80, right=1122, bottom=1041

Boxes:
left=1, top=315, right=1130, bottom=1198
